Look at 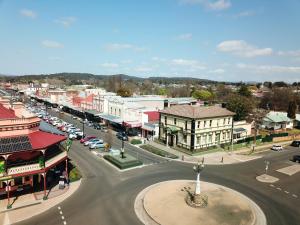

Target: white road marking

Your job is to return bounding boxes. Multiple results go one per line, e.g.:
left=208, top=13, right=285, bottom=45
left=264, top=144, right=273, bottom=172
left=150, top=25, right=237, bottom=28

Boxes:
left=292, top=194, right=298, bottom=198
left=58, top=206, right=61, bottom=210
left=276, top=187, right=282, bottom=191
left=62, top=216, right=65, bottom=220
left=269, top=184, right=275, bottom=187
left=284, top=191, right=289, bottom=194
left=60, top=211, right=63, bottom=215
left=63, top=221, right=67, bottom=225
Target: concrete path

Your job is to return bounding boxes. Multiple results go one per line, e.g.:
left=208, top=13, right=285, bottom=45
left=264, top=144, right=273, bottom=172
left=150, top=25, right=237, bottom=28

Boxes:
left=277, top=164, right=300, bottom=176
left=256, top=174, right=279, bottom=183
left=0, top=180, right=81, bottom=225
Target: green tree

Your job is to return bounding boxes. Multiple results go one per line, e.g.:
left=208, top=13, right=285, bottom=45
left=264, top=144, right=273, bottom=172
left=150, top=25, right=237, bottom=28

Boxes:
left=157, top=88, right=167, bottom=96
left=226, top=94, right=254, bottom=121
left=238, top=85, right=252, bottom=97
left=287, top=101, right=297, bottom=119
left=192, top=90, right=213, bottom=101
left=117, top=86, right=132, bottom=97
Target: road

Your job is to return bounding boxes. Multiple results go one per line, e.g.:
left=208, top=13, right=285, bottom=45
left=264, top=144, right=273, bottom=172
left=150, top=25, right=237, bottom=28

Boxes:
left=15, top=111, right=300, bottom=225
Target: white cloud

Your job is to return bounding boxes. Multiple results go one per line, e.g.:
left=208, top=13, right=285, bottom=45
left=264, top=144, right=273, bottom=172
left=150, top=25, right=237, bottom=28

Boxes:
left=176, top=33, right=192, bottom=40
left=100, top=62, right=119, bottom=68
left=236, top=63, right=300, bottom=74
left=54, top=17, right=77, bottom=27
left=20, top=9, right=37, bottom=19
left=171, top=59, right=206, bottom=70
left=278, top=50, right=300, bottom=57
left=233, top=10, right=255, bottom=18
left=41, top=40, right=64, bottom=48
left=209, top=68, right=225, bottom=74
left=104, top=43, right=147, bottom=52
left=217, top=40, right=273, bottom=57
left=180, top=0, right=231, bottom=11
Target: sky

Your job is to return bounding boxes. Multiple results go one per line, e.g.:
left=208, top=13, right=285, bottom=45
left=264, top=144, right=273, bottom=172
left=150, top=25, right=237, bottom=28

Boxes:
left=1, top=0, right=300, bottom=82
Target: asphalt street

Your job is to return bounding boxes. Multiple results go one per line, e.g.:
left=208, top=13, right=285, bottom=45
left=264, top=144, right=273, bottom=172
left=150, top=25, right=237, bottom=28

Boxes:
left=15, top=111, right=300, bottom=225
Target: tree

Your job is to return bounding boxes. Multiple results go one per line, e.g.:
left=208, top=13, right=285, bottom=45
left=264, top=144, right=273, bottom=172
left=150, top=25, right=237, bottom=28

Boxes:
left=192, top=90, right=213, bottom=101
left=226, top=94, right=254, bottom=121
left=117, top=86, right=132, bottom=97
left=238, top=85, right=252, bottom=97
left=215, top=84, right=232, bottom=101
left=287, top=101, right=297, bottom=119
left=157, top=88, right=167, bottom=96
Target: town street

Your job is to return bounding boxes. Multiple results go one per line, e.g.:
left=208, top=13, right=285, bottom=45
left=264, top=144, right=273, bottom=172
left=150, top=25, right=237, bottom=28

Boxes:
left=15, top=112, right=300, bottom=225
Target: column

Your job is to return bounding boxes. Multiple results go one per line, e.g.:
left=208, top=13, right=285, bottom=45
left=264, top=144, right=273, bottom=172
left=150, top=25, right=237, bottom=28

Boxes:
left=65, top=159, right=69, bottom=184
left=6, top=181, right=11, bottom=209
left=43, top=172, right=47, bottom=200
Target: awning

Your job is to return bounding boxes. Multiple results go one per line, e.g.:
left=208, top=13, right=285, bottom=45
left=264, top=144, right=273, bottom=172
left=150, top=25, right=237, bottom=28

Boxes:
left=86, top=110, right=100, bottom=116
left=98, top=113, right=122, bottom=124
left=233, top=128, right=247, bottom=134
left=124, top=121, right=142, bottom=128
left=166, top=125, right=180, bottom=133
left=142, top=123, right=157, bottom=131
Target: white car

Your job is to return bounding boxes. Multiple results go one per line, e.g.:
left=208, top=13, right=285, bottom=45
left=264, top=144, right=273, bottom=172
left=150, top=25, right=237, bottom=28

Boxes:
left=84, top=138, right=101, bottom=146
left=271, top=145, right=283, bottom=151
left=109, top=148, right=121, bottom=156
left=69, top=133, right=77, bottom=140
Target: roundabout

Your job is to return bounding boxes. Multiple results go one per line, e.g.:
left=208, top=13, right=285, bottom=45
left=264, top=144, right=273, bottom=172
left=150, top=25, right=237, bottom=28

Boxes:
left=135, top=180, right=267, bottom=225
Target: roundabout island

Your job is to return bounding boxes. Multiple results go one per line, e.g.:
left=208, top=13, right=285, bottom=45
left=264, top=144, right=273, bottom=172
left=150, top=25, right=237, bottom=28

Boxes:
left=135, top=180, right=267, bottom=225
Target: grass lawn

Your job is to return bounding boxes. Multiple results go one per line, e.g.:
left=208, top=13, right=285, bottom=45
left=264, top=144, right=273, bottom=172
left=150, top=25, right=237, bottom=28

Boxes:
left=104, top=154, right=143, bottom=169
left=140, top=145, right=178, bottom=159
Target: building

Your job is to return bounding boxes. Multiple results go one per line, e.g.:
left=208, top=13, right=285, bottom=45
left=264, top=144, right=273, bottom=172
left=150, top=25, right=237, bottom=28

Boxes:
left=0, top=97, right=67, bottom=208
left=262, top=111, right=299, bottom=130
left=159, top=105, right=235, bottom=151
left=233, top=120, right=252, bottom=142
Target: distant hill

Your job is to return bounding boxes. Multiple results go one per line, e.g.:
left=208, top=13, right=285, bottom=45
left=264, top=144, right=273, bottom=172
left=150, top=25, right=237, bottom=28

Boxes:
left=0, top=72, right=229, bottom=85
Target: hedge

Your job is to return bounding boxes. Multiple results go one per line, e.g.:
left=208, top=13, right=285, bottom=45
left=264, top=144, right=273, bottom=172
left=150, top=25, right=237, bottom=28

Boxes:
left=140, top=145, right=178, bottom=159
left=130, top=139, right=142, bottom=145
left=104, top=154, right=143, bottom=169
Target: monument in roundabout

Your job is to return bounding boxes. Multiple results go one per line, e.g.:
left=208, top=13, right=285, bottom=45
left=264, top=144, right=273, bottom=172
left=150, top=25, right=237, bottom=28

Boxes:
left=134, top=161, right=267, bottom=225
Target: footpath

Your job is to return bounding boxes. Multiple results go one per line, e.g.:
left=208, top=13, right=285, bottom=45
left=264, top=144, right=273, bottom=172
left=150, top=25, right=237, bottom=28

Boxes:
left=147, top=140, right=293, bottom=165
left=0, top=180, right=81, bottom=225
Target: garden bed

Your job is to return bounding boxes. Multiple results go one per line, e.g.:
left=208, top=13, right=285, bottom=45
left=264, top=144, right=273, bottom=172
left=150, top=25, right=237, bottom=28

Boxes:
left=104, top=154, right=143, bottom=169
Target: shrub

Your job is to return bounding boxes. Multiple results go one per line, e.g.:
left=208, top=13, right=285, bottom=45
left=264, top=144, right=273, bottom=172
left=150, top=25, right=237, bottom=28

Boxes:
left=131, top=139, right=142, bottom=145
left=69, top=167, right=82, bottom=182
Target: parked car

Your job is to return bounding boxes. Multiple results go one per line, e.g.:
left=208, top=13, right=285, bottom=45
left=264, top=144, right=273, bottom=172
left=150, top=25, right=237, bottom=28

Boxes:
left=116, top=132, right=128, bottom=141
left=80, top=135, right=96, bottom=143
left=271, top=145, right=283, bottom=151
left=93, top=123, right=101, bottom=130
left=87, top=121, right=94, bottom=127
left=69, top=133, right=78, bottom=140
left=84, top=138, right=101, bottom=146
left=292, top=155, right=300, bottom=163
left=291, top=141, right=300, bottom=147
left=101, top=126, right=108, bottom=132
left=89, top=142, right=106, bottom=149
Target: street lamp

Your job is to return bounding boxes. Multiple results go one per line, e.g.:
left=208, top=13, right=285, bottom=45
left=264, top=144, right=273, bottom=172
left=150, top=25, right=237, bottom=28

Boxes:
left=82, top=111, right=87, bottom=137
left=121, top=121, right=125, bottom=158
left=193, top=161, right=205, bottom=195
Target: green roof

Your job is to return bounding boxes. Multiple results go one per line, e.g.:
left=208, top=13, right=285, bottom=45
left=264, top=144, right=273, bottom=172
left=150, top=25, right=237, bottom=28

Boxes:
left=264, top=112, right=291, bottom=123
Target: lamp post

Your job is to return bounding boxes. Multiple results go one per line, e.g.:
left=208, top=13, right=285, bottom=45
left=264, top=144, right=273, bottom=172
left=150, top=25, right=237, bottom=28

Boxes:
left=82, top=110, right=87, bottom=137
left=121, top=121, right=125, bottom=158
left=193, top=161, right=205, bottom=195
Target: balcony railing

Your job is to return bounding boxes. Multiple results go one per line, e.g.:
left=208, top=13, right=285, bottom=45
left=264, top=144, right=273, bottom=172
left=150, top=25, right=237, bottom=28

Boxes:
left=45, top=151, right=67, bottom=168
left=7, top=163, right=41, bottom=176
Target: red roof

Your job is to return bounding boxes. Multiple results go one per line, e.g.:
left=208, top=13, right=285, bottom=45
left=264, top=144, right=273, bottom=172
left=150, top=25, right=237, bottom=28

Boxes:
left=0, top=103, right=17, bottom=119
left=28, top=131, right=66, bottom=150
left=144, top=111, right=160, bottom=122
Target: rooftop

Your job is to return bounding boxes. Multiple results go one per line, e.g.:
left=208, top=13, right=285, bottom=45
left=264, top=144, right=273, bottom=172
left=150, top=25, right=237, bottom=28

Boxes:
left=160, top=105, right=235, bottom=119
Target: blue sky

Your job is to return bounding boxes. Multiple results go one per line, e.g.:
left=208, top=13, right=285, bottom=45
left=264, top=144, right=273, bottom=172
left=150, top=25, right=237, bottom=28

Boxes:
left=1, top=0, right=300, bottom=82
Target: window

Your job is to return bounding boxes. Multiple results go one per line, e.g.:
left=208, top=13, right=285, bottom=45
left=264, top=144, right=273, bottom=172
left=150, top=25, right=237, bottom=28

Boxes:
left=204, top=121, right=207, bottom=128
left=197, top=136, right=201, bottom=144
left=223, top=118, right=226, bottom=125
left=174, top=118, right=177, bottom=125
left=183, top=135, right=187, bottom=143
left=197, top=121, right=201, bottom=128
left=114, top=108, right=116, bottom=115
left=185, top=121, right=188, bottom=130
left=208, top=134, right=212, bottom=143
left=209, top=120, right=213, bottom=127
left=110, top=107, right=112, bottom=114
left=119, top=109, right=121, bottom=116
left=228, top=118, right=231, bottom=125
left=165, top=116, right=167, bottom=125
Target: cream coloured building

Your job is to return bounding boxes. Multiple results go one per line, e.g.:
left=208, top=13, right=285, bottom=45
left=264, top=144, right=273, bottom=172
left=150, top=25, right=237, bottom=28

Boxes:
left=159, top=105, right=235, bottom=152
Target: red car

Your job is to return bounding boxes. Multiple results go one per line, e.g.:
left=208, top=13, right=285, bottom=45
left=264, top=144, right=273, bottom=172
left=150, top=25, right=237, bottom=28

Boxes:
left=80, top=136, right=96, bottom=144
